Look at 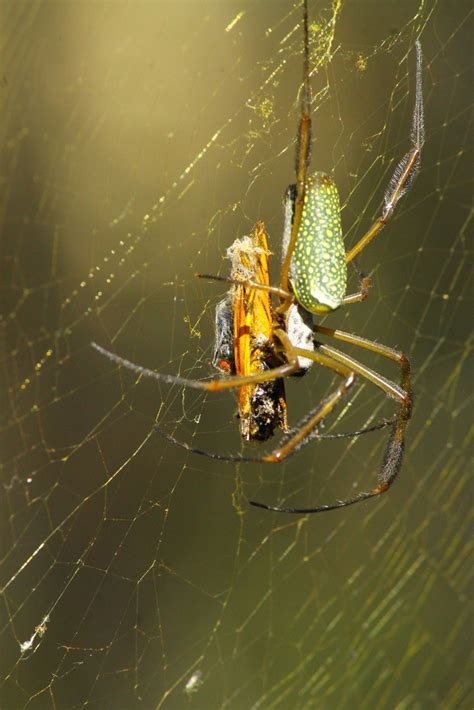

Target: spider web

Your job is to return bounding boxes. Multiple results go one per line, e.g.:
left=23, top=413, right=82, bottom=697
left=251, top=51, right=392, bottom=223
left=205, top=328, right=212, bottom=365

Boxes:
left=1, top=1, right=472, bottom=708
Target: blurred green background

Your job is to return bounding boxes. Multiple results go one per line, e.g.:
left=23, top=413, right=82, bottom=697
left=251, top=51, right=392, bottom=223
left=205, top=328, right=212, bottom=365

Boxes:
left=1, top=1, right=472, bottom=708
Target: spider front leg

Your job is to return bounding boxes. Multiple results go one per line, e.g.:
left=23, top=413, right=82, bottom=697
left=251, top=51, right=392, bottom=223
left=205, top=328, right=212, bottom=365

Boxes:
left=197, top=272, right=293, bottom=302
left=91, top=340, right=301, bottom=392
left=345, top=42, right=424, bottom=266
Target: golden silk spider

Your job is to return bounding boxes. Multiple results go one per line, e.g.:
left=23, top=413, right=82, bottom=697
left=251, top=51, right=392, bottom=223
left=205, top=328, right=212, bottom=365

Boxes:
left=93, top=0, right=424, bottom=514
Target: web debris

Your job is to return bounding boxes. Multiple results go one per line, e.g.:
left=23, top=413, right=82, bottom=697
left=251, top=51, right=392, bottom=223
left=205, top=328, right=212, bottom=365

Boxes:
left=19, top=614, right=50, bottom=657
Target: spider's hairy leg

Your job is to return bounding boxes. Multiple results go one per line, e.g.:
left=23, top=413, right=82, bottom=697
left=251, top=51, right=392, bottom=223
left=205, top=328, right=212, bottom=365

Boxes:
left=154, top=341, right=358, bottom=466
left=249, top=414, right=407, bottom=514
left=280, top=0, right=311, bottom=295
left=261, top=372, right=356, bottom=462
left=315, top=325, right=412, bottom=410
left=153, top=414, right=396, bottom=464
left=197, top=273, right=293, bottom=301
left=154, top=334, right=398, bottom=463
left=314, top=343, right=408, bottom=404
left=91, top=341, right=300, bottom=392
left=153, top=330, right=398, bottom=465
left=345, top=41, right=424, bottom=265
left=91, top=325, right=355, bottom=394
left=250, top=330, right=412, bottom=514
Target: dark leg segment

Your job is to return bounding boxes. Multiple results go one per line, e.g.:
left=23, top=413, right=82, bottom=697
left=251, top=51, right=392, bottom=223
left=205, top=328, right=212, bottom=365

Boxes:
left=345, top=42, right=424, bottom=265
left=250, top=328, right=412, bottom=514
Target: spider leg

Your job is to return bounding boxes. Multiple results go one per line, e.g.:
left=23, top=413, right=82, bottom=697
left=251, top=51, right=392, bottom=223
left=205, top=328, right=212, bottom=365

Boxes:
left=303, top=343, right=408, bottom=404
left=345, top=41, right=424, bottom=265
left=249, top=414, right=405, bottom=513
left=209, top=341, right=361, bottom=465
left=163, top=327, right=409, bottom=468
left=153, top=328, right=397, bottom=462
left=200, top=269, right=372, bottom=308
left=91, top=329, right=351, bottom=394
left=280, top=0, right=311, bottom=295
left=153, top=415, right=396, bottom=463
left=197, top=273, right=293, bottom=301
left=315, top=325, right=412, bottom=409
left=250, top=331, right=412, bottom=514
left=92, top=341, right=299, bottom=391
left=262, top=372, right=356, bottom=461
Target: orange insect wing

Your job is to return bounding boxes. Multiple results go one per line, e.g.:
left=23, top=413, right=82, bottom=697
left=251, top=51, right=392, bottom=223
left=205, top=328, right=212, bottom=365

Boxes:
left=230, top=222, right=287, bottom=440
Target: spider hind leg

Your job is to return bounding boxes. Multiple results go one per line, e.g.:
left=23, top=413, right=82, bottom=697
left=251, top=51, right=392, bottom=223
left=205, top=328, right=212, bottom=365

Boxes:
left=250, top=414, right=407, bottom=514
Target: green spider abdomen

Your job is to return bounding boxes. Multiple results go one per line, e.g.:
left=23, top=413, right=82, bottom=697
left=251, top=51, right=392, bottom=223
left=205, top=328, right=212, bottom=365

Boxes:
left=285, top=172, right=347, bottom=314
